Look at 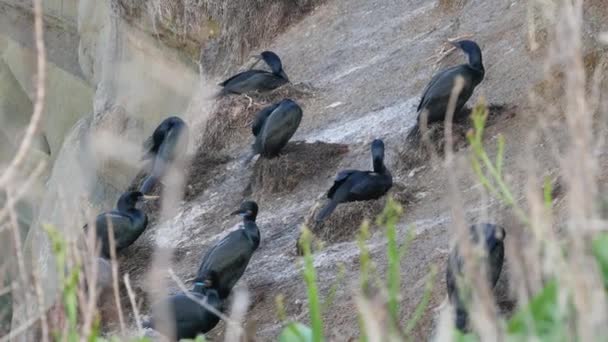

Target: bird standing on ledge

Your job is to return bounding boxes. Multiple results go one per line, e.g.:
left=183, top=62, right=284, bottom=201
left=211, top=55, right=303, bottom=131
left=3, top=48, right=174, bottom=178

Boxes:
left=140, top=116, right=189, bottom=194
left=446, top=223, right=506, bottom=331
left=84, top=191, right=158, bottom=258
left=196, top=201, right=261, bottom=299
left=409, top=40, right=485, bottom=138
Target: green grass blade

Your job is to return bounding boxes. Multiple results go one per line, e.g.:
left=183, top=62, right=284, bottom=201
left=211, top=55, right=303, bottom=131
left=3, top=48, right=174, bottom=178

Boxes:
left=298, top=228, right=324, bottom=342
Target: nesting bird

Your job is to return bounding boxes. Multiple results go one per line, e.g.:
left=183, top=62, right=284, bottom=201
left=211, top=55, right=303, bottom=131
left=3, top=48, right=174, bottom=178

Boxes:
left=140, top=116, right=189, bottom=194
left=316, top=139, right=393, bottom=223
left=84, top=191, right=157, bottom=258
left=446, top=223, right=506, bottom=331
left=145, top=270, right=222, bottom=340
left=410, top=40, right=485, bottom=136
left=196, top=201, right=261, bottom=299
left=247, top=99, right=303, bottom=162
left=218, top=51, right=290, bottom=96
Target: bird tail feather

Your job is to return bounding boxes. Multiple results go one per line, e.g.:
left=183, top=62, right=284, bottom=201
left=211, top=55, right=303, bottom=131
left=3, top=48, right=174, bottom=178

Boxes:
left=454, top=306, right=468, bottom=332
left=406, top=123, right=421, bottom=142
left=142, top=319, right=153, bottom=329
left=316, top=199, right=339, bottom=223
left=139, top=175, right=159, bottom=195
left=139, top=156, right=169, bottom=194
left=241, top=149, right=258, bottom=168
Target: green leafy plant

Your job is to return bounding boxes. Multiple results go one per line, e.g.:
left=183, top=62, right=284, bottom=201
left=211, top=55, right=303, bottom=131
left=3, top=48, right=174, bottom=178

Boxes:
left=506, top=280, right=566, bottom=341
left=44, top=224, right=152, bottom=342
left=467, top=101, right=528, bottom=224
left=592, top=233, right=608, bottom=289
left=298, top=228, right=324, bottom=342
left=376, top=198, right=404, bottom=328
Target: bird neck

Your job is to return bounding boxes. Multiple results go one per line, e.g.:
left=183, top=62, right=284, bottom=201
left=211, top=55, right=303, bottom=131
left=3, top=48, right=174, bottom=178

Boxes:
left=243, top=221, right=260, bottom=247
left=243, top=214, right=257, bottom=223
left=373, top=158, right=385, bottom=173
left=116, top=201, right=136, bottom=214
left=467, top=54, right=484, bottom=74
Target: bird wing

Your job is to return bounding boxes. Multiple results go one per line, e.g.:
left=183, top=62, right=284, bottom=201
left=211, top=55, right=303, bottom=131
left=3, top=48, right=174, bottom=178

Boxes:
left=417, top=65, right=462, bottom=112
left=157, top=125, right=188, bottom=163
left=142, top=121, right=170, bottom=161
left=348, top=172, right=378, bottom=195
left=252, top=103, right=281, bottom=137
left=90, top=212, right=136, bottom=256
left=219, top=70, right=266, bottom=87
left=260, top=105, right=303, bottom=155
left=327, top=170, right=359, bottom=199
left=197, top=230, right=253, bottom=288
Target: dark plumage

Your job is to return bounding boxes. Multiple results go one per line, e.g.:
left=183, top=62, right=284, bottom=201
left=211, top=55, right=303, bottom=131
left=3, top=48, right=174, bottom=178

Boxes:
left=84, top=191, right=157, bottom=258
left=196, top=201, right=261, bottom=299
left=446, top=223, right=506, bottom=331
left=218, top=51, right=289, bottom=96
left=249, top=99, right=302, bottom=160
left=145, top=270, right=222, bottom=340
left=410, top=40, right=484, bottom=136
left=316, top=139, right=393, bottom=222
left=140, top=116, right=189, bottom=194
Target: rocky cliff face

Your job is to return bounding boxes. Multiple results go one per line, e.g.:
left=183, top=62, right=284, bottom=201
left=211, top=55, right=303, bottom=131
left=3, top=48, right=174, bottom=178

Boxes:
left=2, top=0, right=324, bottom=339
left=2, top=0, right=608, bottom=340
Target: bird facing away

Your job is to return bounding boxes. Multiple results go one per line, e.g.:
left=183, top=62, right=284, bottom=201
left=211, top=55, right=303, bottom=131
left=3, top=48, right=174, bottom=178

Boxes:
left=140, top=116, right=189, bottom=194
left=446, top=223, right=506, bottom=331
left=84, top=191, right=157, bottom=259
left=196, top=201, right=261, bottom=299
left=218, top=51, right=290, bottom=96
left=316, top=139, right=393, bottom=223
left=250, top=99, right=303, bottom=159
left=144, top=270, right=222, bottom=341
left=411, top=40, right=485, bottom=136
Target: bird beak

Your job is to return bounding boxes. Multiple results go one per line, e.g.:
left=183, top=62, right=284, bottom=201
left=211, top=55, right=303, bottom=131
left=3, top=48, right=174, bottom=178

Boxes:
left=230, top=209, right=244, bottom=216
left=142, top=195, right=160, bottom=201
left=203, top=279, right=213, bottom=287
left=449, top=40, right=462, bottom=49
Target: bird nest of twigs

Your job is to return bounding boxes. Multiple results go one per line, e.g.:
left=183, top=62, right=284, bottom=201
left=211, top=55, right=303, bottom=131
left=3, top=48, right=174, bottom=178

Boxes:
left=249, top=141, right=349, bottom=196
left=202, top=82, right=317, bottom=153
left=128, top=149, right=231, bottom=224
left=398, top=104, right=517, bottom=171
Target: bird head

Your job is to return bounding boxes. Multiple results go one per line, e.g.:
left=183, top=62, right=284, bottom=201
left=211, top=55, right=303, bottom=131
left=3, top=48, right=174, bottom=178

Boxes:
left=259, top=51, right=289, bottom=81
left=371, top=139, right=386, bottom=172
left=231, top=201, right=259, bottom=221
left=450, top=40, right=483, bottom=71
left=116, top=191, right=159, bottom=212
left=470, top=223, right=505, bottom=252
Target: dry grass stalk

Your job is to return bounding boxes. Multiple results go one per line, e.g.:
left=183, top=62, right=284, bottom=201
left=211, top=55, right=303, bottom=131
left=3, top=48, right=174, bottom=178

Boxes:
left=124, top=274, right=143, bottom=332
left=107, top=221, right=126, bottom=333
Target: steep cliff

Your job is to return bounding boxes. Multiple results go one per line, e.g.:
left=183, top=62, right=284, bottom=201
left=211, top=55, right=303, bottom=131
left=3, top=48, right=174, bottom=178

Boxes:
left=2, top=0, right=608, bottom=340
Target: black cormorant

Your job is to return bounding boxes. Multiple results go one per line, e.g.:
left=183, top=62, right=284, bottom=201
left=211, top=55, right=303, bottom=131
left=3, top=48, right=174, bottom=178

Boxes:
left=446, top=223, right=505, bottom=331
left=84, top=191, right=157, bottom=258
left=411, top=40, right=484, bottom=136
left=316, top=139, right=393, bottom=222
left=218, top=51, right=290, bottom=95
left=140, top=116, right=189, bottom=194
left=144, top=270, right=222, bottom=340
left=248, top=99, right=302, bottom=160
left=196, top=201, right=261, bottom=299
